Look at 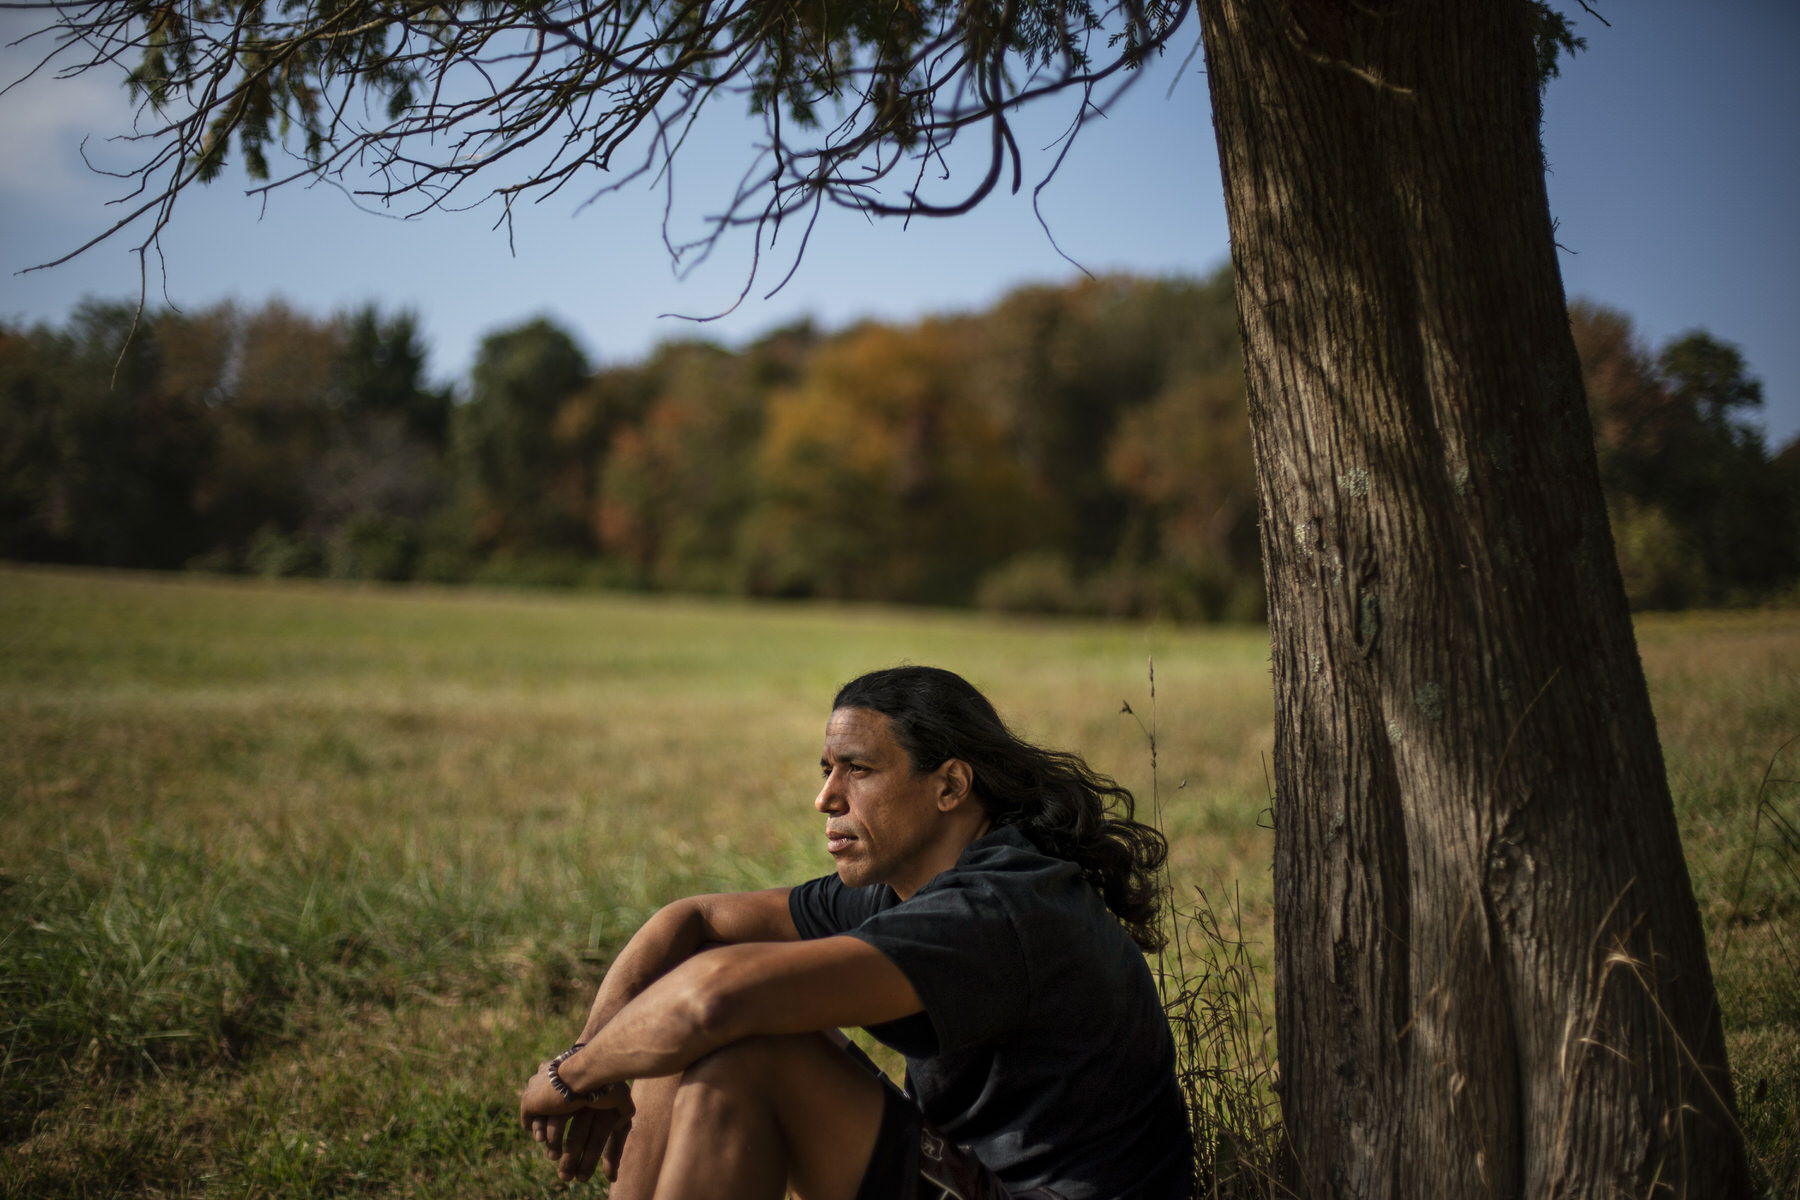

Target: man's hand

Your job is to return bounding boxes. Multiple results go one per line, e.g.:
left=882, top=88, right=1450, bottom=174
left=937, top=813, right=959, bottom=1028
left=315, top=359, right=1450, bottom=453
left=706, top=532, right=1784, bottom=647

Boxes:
left=520, top=1064, right=635, bottom=1182
left=555, top=1106, right=632, bottom=1183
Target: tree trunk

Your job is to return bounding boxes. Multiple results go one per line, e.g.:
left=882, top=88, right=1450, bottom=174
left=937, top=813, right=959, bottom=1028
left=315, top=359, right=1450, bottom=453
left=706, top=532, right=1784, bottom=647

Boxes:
left=1192, top=3, right=1749, bottom=1196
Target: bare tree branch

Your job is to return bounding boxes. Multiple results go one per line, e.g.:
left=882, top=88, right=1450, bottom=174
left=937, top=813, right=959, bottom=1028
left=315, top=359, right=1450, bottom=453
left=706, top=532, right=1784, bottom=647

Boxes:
left=7, top=0, right=1190, bottom=309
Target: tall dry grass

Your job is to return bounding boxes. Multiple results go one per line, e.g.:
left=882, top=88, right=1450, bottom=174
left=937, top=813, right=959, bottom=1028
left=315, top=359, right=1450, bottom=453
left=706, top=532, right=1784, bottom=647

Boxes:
left=0, top=566, right=1792, bottom=1196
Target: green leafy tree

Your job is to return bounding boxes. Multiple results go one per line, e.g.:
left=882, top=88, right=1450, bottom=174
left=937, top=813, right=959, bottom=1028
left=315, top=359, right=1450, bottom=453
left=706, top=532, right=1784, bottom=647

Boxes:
left=293, top=306, right=454, bottom=579
left=455, top=318, right=593, bottom=556
left=333, top=306, right=451, bottom=449
left=0, top=325, right=69, bottom=563
left=1654, top=332, right=1795, bottom=591
left=195, top=301, right=341, bottom=554
left=1572, top=305, right=1798, bottom=601
left=1661, top=331, right=1765, bottom=442
left=0, top=303, right=216, bottom=568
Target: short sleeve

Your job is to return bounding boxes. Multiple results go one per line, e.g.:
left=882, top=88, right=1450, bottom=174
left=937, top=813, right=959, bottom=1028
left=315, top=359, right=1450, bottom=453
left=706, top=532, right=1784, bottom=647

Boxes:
left=788, top=873, right=891, bottom=939
left=850, top=877, right=1030, bottom=1055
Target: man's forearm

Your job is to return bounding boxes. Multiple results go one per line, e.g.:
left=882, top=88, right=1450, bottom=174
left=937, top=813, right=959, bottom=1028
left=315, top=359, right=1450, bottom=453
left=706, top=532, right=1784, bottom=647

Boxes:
left=557, top=955, right=737, bottom=1091
left=553, top=935, right=926, bottom=1096
left=574, top=899, right=709, bottom=1043
left=571, top=887, right=797, bottom=1044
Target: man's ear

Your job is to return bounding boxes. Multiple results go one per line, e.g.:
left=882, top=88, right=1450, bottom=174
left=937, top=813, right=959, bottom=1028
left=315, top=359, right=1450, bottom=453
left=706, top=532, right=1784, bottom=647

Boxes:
left=935, top=758, right=974, bottom=812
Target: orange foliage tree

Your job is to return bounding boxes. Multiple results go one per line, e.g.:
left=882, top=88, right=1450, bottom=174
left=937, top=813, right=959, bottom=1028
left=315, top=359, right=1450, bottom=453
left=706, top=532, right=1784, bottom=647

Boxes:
left=744, top=320, right=1035, bottom=603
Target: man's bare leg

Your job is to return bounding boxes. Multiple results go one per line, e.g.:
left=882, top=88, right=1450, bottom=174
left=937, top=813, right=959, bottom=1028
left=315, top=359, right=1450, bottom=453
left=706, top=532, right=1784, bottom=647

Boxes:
left=603, top=1073, right=680, bottom=1199
left=642, top=1032, right=889, bottom=1200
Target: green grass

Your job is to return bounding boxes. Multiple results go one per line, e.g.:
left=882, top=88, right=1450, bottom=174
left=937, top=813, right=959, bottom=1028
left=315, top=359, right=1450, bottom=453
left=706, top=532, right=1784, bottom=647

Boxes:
left=1635, top=614, right=1800, bottom=1195
left=0, top=566, right=1793, bottom=1196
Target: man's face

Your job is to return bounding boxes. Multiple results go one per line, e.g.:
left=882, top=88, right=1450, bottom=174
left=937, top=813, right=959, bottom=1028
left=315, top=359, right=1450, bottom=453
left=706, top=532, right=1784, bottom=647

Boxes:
left=815, top=707, right=955, bottom=898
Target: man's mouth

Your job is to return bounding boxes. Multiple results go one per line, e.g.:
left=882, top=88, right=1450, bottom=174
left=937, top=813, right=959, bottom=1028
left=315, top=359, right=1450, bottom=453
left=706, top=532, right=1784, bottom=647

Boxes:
left=826, top=829, right=858, bottom=855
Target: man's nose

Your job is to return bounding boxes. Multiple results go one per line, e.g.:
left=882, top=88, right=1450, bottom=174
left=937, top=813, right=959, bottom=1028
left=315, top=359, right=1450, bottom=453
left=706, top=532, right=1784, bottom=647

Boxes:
left=815, top=770, right=845, bottom=813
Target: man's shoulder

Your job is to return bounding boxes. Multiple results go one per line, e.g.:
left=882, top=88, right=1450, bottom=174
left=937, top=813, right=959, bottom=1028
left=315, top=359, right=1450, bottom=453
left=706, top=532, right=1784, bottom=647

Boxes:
left=911, top=825, right=1085, bottom=916
left=918, top=826, right=1150, bottom=989
left=788, top=871, right=898, bottom=940
left=794, top=826, right=1099, bottom=948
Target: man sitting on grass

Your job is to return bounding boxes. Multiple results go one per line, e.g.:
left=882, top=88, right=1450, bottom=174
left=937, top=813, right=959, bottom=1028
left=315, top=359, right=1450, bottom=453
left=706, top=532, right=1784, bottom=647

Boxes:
left=519, top=665, right=1191, bottom=1199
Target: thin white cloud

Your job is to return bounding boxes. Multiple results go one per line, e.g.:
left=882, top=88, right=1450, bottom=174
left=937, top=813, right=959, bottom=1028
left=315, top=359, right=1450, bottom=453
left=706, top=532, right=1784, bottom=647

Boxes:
left=0, top=26, right=143, bottom=207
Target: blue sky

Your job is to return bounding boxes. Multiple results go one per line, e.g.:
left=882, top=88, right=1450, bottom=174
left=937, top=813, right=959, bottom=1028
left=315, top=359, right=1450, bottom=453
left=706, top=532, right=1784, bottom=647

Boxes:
left=2, top=1, right=1796, bottom=445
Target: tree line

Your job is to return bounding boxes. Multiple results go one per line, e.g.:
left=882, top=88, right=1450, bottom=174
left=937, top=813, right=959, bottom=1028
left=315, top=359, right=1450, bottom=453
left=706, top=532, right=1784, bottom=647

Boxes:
left=3, top=273, right=1794, bottom=616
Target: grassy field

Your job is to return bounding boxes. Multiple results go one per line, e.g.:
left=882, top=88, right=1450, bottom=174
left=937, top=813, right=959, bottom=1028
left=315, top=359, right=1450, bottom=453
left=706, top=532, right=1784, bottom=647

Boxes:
left=0, top=566, right=1794, bottom=1197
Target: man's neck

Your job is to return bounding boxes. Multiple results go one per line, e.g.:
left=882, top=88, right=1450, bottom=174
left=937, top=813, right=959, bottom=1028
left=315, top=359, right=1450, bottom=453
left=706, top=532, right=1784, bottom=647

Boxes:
left=890, top=814, right=995, bottom=901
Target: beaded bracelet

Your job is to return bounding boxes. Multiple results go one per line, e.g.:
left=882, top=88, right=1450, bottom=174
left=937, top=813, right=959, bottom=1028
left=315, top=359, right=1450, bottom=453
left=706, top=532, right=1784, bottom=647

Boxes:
left=546, top=1042, right=613, bottom=1103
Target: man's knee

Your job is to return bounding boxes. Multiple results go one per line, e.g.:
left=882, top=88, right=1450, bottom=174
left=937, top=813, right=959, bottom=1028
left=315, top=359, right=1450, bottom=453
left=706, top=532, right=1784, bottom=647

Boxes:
left=668, top=1031, right=889, bottom=1197
left=681, top=1032, right=828, bottom=1094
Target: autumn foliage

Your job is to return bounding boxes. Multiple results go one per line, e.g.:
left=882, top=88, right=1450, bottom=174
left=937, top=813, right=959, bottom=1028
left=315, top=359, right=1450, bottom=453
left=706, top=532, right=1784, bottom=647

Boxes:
left=3, top=277, right=1794, bottom=615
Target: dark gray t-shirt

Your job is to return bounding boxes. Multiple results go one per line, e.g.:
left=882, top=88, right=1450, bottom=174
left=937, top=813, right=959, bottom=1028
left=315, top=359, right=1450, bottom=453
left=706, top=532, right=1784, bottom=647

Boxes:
left=788, top=825, right=1190, bottom=1200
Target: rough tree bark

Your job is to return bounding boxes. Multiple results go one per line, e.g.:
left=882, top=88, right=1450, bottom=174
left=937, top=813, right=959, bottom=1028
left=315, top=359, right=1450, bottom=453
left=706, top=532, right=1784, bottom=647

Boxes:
left=1193, top=3, right=1749, bottom=1196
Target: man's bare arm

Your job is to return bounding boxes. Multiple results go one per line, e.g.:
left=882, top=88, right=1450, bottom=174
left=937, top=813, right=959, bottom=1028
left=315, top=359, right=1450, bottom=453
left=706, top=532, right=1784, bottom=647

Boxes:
left=548, top=935, right=923, bottom=1095
left=573, top=887, right=799, bottom=1044
left=517, top=888, right=810, bottom=1170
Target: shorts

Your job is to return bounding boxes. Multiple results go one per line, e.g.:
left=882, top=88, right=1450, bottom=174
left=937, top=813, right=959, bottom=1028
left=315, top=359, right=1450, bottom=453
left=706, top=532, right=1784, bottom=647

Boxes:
left=845, top=1044, right=1062, bottom=1200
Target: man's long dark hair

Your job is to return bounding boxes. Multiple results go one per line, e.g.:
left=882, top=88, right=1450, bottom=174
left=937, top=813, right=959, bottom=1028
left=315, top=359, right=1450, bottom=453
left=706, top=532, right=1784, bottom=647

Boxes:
left=832, top=666, right=1168, bottom=951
